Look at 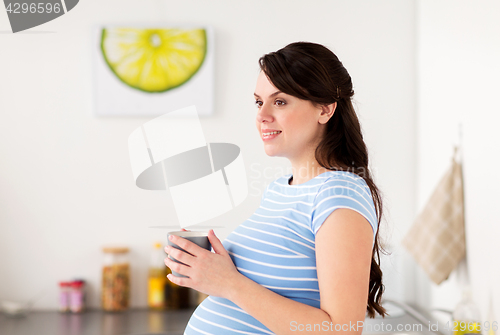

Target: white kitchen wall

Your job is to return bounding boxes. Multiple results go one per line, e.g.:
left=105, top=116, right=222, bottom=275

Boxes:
left=0, top=0, right=416, bottom=309
left=417, top=0, right=500, bottom=322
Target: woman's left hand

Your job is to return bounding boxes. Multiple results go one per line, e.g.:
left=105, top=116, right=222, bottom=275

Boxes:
left=164, top=229, right=242, bottom=300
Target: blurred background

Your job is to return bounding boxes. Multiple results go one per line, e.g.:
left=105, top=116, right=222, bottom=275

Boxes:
left=0, top=0, right=498, bottom=323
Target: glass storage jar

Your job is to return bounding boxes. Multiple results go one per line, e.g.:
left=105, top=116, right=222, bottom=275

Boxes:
left=101, top=247, right=130, bottom=312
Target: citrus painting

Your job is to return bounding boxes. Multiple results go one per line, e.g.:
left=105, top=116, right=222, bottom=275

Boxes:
left=93, top=26, right=214, bottom=116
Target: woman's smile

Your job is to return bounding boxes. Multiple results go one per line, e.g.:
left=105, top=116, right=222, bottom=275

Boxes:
left=261, top=129, right=282, bottom=141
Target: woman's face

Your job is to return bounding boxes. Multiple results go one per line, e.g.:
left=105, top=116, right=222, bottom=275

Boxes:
left=254, top=71, right=327, bottom=162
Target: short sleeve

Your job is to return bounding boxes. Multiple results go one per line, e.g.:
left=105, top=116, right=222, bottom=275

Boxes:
left=310, top=175, right=378, bottom=241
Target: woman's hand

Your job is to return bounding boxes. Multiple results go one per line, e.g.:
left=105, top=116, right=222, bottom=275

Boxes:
left=164, top=229, right=242, bottom=300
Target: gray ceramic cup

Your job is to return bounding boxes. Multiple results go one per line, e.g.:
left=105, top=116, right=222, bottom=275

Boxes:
left=167, top=231, right=212, bottom=278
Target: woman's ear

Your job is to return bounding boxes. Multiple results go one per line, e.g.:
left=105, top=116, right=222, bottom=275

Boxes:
left=318, top=102, right=337, bottom=124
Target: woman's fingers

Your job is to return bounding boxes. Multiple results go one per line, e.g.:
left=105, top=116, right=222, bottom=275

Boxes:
left=167, top=272, right=189, bottom=287
left=166, top=245, right=195, bottom=265
left=164, top=254, right=191, bottom=277
left=163, top=231, right=240, bottom=299
left=208, top=229, right=227, bottom=256
left=168, top=235, right=203, bottom=256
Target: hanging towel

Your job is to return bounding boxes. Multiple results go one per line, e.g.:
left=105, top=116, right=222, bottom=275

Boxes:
left=402, top=148, right=466, bottom=285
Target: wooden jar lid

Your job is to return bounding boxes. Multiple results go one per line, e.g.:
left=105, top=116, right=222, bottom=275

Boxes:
left=102, top=247, right=129, bottom=254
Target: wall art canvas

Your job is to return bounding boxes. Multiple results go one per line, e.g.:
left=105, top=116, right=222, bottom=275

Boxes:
left=93, top=25, right=214, bottom=116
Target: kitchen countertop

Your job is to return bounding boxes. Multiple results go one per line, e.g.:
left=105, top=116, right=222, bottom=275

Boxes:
left=0, top=307, right=196, bottom=335
left=0, top=301, right=449, bottom=335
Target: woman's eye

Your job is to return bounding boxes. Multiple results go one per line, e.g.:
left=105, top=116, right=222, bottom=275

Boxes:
left=255, top=100, right=263, bottom=108
left=275, top=100, right=286, bottom=106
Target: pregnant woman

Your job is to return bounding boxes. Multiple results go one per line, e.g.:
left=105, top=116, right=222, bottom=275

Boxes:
left=164, top=41, right=386, bottom=334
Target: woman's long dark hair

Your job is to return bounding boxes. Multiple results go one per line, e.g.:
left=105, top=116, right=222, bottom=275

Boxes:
left=259, top=42, right=387, bottom=318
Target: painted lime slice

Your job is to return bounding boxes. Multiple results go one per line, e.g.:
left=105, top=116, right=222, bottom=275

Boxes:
left=101, top=28, right=207, bottom=93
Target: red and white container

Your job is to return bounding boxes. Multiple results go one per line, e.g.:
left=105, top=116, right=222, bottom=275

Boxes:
left=58, top=281, right=71, bottom=313
left=69, top=280, right=85, bottom=313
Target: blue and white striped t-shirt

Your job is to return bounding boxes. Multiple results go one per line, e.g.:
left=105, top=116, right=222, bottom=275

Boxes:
left=184, top=171, right=378, bottom=335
